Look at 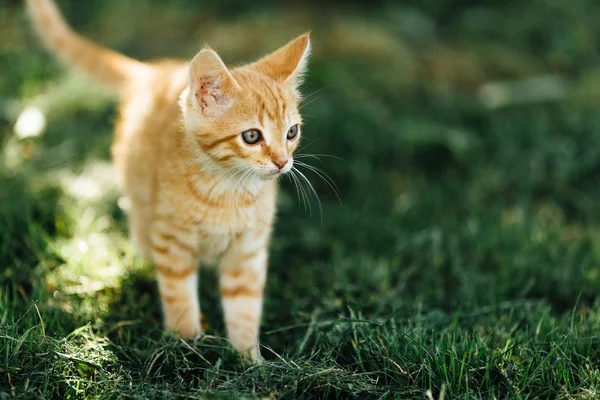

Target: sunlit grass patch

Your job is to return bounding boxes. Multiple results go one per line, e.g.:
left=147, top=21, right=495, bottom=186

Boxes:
left=0, top=309, right=120, bottom=398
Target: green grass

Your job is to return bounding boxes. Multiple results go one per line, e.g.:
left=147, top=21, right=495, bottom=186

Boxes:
left=2, top=0, right=600, bottom=398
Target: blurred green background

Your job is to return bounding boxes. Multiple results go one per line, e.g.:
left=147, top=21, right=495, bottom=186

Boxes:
left=2, top=0, right=600, bottom=398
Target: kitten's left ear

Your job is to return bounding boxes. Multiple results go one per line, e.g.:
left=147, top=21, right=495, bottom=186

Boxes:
left=188, top=48, right=240, bottom=119
left=252, top=33, right=311, bottom=85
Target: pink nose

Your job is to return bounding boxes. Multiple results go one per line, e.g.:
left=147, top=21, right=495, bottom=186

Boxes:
left=273, top=158, right=288, bottom=170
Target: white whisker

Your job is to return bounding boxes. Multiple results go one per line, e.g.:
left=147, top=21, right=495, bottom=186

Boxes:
left=234, top=169, right=254, bottom=207
left=299, top=95, right=324, bottom=110
left=290, top=168, right=310, bottom=215
left=295, top=137, right=321, bottom=154
left=293, top=167, right=323, bottom=223
left=222, top=166, right=248, bottom=208
left=287, top=170, right=304, bottom=213
left=294, top=160, right=341, bottom=203
left=299, top=87, right=327, bottom=108
left=295, top=153, right=349, bottom=165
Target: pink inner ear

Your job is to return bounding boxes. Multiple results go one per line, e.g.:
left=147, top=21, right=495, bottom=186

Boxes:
left=195, top=76, right=228, bottom=113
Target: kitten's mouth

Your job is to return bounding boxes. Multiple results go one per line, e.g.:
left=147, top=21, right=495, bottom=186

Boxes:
left=257, top=168, right=291, bottom=180
left=259, top=171, right=283, bottom=181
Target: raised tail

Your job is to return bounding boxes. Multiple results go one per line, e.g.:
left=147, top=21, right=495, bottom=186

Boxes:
left=26, top=0, right=149, bottom=91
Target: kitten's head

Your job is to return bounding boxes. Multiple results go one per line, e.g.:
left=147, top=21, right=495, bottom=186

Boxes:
left=181, top=34, right=311, bottom=180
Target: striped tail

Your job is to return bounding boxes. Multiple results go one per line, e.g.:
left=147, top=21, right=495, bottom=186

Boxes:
left=25, top=0, right=149, bottom=91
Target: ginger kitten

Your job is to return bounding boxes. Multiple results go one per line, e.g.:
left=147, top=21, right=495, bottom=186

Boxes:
left=26, top=0, right=311, bottom=360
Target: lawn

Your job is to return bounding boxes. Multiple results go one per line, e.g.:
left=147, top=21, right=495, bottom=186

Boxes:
left=2, top=0, right=600, bottom=398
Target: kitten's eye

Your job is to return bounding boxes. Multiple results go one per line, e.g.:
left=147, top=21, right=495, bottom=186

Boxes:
left=242, top=129, right=262, bottom=145
left=287, top=124, right=300, bottom=140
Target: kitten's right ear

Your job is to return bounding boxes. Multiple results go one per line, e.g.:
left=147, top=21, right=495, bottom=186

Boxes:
left=189, top=49, right=240, bottom=118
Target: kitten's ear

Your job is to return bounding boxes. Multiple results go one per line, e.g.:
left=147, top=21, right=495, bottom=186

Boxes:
left=252, top=33, right=311, bottom=85
left=188, top=48, right=240, bottom=118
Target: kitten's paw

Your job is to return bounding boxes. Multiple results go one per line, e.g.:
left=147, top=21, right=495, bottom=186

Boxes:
left=235, top=344, right=261, bottom=364
left=191, top=332, right=204, bottom=344
left=166, top=321, right=202, bottom=341
left=251, top=353, right=265, bottom=365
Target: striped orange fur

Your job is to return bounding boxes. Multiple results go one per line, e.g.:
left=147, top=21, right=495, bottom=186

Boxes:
left=26, top=0, right=311, bottom=361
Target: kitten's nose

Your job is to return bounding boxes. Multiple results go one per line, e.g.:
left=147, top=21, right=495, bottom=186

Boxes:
left=272, top=158, right=288, bottom=170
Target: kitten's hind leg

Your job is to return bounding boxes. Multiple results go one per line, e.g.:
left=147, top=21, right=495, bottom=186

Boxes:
left=218, top=230, right=269, bottom=361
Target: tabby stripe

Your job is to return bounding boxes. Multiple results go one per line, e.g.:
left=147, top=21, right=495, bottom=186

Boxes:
left=154, top=216, right=191, bottom=233
left=220, top=286, right=262, bottom=298
left=226, top=320, right=243, bottom=329
left=238, top=313, right=257, bottom=323
left=264, top=102, right=277, bottom=121
left=155, top=232, right=195, bottom=254
left=240, top=250, right=261, bottom=263
left=276, top=85, right=287, bottom=117
left=152, top=245, right=169, bottom=255
left=229, top=143, right=246, bottom=159
left=224, top=269, right=244, bottom=279
left=257, top=100, right=266, bottom=126
left=161, top=294, right=181, bottom=303
left=184, top=176, right=224, bottom=207
left=156, top=264, right=196, bottom=279
left=184, top=171, right=257, bottom=208
left=258, top=97, right=276, bottom=122
left=214, top=154, right=234, bottom=163
left=202, top=133, right=238, bottom=151
left=221, top=267, right=262, bottom=282
left=227, top=329, right=255, bottom=340
left=263, top=84, right=279, bottom=120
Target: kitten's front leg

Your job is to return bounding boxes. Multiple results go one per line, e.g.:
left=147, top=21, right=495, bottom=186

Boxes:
left=219, top=230, right=269, bottom=361
left=151, top=225, right=201, bottom=339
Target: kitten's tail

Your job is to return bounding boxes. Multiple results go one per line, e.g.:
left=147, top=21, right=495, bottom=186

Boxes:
left=25, top=0, right=149, bottom=91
